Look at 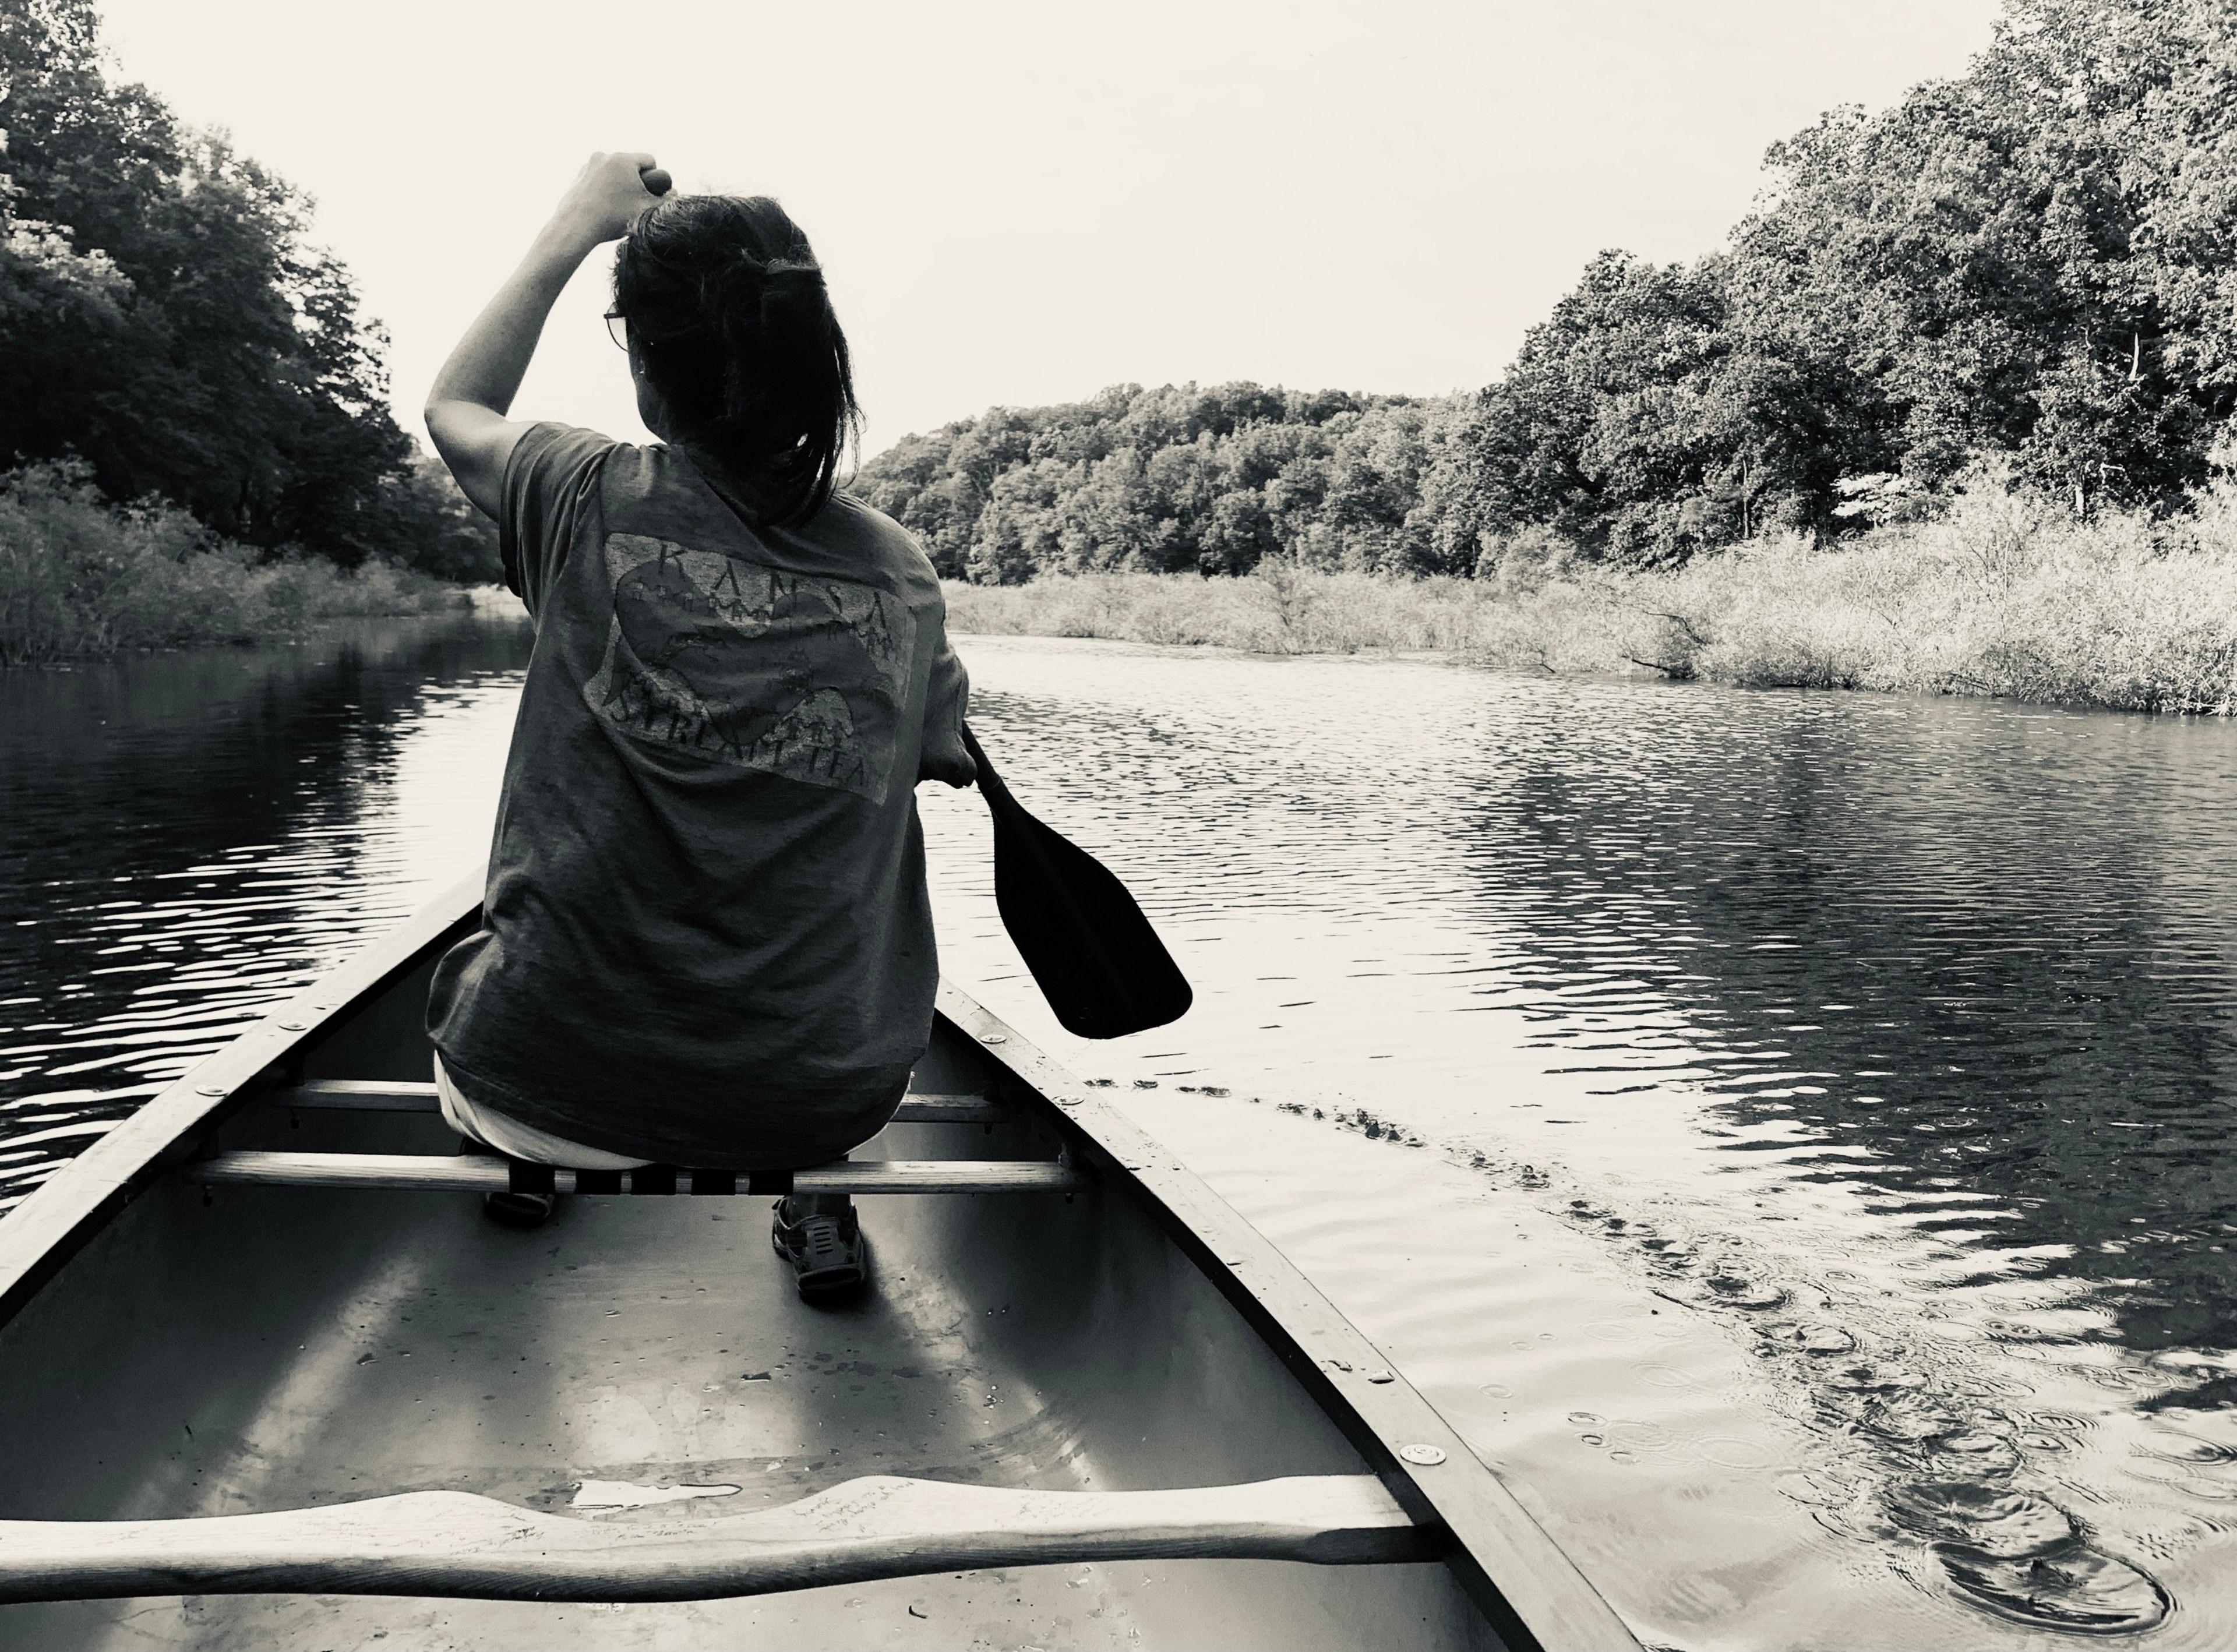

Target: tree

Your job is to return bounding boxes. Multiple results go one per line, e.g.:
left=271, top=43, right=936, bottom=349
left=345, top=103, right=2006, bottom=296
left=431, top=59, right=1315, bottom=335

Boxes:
left=0, top=0, right=486, bottom=567
left=1727, top=0, right=2236, bottom=516
left=855, top=0, right=2237, bottom=581
left=1437, top=0, right=2237, bottom=562
left=851, top=381, right=1438, bottom=584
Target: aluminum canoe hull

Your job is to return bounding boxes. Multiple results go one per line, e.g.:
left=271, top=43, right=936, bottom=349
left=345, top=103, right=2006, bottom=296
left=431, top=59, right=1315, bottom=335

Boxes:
left=0, top=872, right=1636, bottom=1651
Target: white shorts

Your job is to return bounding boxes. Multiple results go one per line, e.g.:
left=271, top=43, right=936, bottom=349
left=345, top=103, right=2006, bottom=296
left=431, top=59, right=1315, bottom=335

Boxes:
left=433, top=1055, right=649, bottom=1171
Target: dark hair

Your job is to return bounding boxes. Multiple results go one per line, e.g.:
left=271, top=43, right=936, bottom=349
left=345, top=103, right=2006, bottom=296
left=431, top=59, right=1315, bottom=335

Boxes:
left=612, top=194, right=859, bottom=527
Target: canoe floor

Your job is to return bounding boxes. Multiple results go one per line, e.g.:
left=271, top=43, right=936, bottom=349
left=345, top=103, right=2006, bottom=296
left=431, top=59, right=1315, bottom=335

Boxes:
left=0, top=979, right=1504, bottom=1650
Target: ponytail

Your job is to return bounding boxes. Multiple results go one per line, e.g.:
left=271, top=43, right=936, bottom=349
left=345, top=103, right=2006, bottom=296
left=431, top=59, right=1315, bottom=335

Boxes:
left=614, top=196, right=859, bottom=527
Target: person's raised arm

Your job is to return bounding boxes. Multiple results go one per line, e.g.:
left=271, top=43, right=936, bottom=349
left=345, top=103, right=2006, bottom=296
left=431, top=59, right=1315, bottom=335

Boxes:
left=424, top=151, right=666, bottom=517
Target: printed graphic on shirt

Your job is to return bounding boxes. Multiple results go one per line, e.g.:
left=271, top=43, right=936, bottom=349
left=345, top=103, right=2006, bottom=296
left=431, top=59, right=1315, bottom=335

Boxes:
left=581, top=534, right=915, bottom=802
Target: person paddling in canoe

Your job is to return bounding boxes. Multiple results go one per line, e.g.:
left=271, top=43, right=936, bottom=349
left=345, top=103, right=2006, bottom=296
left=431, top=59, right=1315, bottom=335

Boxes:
left=421, top=152, right=973, bottom=1302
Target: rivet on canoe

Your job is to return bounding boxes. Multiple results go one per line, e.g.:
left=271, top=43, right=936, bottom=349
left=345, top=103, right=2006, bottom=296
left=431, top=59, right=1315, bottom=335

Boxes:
left=1399, top=1443, right=1446, bottom=1467
left=195, top=1084, right=227, bottom=1097
left=1366, top=1369, right=1395, bottom=1383
left=979, top=1033, right=1006, bottom=1044
left=276, top=1020, right=308, bottom=1032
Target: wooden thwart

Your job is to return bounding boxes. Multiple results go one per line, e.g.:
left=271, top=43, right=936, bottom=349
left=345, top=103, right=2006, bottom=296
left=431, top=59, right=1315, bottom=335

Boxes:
left=0, top=1474, right=1429, bottom=1604
left=276, top=1082, right=1004, bottom=1126
left=184, top=1153, right=1081, bottom=1196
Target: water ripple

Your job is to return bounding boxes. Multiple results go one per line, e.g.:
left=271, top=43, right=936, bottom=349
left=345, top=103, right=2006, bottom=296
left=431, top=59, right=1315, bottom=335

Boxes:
left=0, top=617, right=530, bottom=1209
left=919, top=636, right=2237, bottom=1647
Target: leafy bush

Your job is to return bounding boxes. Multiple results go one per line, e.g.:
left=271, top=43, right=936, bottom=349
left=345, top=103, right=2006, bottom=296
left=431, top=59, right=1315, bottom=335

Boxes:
left=0, top=461, right=465, bottom=665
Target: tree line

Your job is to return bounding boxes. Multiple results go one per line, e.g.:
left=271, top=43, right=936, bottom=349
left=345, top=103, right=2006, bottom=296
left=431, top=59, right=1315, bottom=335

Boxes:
left=8, top=0, right=2230, bottom=591
left=860, top=0, right=2237, bottom=581
left=856, top=383, right=1470, bottom=582
left=0, top=0, right=497, bottom=580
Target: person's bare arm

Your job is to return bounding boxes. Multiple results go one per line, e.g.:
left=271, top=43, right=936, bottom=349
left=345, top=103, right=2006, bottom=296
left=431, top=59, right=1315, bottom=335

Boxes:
left=424, top=152, right=666, bottom=517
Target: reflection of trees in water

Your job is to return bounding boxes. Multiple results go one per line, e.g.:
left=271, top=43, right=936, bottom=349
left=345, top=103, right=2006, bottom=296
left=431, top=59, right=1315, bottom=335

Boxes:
left=1455, top=696, right=2237, bottom=1392
left=0, top=616, right=532, bottom=1202
left=1, top=615, right=530, bottom=835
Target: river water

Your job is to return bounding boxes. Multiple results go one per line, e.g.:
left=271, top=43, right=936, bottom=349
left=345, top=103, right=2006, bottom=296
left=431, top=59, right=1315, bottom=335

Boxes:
left=3, top=616, right=2234, bottom=1650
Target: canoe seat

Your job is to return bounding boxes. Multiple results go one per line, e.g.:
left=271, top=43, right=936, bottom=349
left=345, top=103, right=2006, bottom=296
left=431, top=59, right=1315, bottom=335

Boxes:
left=0, top=1473, right=1429, bottom=1605
left=274, top=1081, right=1007, bottom=1126
left=204, top=1085, right=1056, bottom=1195
left=184, top=1152, right=1083, bottom=1196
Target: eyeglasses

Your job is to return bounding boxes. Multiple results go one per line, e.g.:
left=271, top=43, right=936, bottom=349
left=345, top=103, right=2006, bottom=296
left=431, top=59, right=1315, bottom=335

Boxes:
left=604, top=310, right=629, bottom=351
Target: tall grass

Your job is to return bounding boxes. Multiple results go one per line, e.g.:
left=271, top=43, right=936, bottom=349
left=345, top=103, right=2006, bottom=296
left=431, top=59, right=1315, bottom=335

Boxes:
left=945, top=483, right=2237, bottom=715
left=0, top=461, right=467, bottom=665
left=945, top=563, right=1497, bottom=655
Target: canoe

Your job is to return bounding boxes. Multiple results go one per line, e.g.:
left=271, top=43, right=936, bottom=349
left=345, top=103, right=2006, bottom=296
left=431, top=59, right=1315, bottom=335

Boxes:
left=0, top=871, right=1639, bottom=1651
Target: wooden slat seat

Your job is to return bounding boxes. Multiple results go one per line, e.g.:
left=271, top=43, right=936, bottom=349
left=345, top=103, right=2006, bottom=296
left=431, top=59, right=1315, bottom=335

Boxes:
left=183, top=1152, right=1082, bottom=1196
left=274, top=1082, right=1005, bottom=1125
left=0, top=1473, right=1427, bottom=1605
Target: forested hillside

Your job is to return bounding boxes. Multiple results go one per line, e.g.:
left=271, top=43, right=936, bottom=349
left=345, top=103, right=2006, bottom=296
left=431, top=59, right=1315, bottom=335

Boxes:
left=0, top=0, right=496, bottom=580
left=856, top=384, right=1470, bottom=582
left=862, top=0, right=2237, bottom=581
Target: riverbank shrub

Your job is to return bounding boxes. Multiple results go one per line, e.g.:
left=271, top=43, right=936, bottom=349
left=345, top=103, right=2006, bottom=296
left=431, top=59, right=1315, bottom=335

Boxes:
left=945, top=484, right=2237, bottom=715
left=1593, top=482, right=2237, bottom=712
left=0, top=462, right=466, bottom=665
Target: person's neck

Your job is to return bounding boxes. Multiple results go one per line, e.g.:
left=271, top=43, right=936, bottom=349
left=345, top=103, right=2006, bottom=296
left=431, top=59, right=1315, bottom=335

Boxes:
left=678, top=439, right=795, bottom=528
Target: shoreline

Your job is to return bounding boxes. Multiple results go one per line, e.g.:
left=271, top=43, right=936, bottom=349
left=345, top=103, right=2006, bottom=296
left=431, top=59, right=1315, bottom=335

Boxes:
left=0, top=461, right=499, bottom=669
left=0, top=594, right=492, bottom=668
left=943, top=492, right=2237, bottom=718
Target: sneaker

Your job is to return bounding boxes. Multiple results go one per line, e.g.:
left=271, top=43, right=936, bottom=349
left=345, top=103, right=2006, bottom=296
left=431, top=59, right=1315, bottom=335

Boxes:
left=462, top=1136, right=558, bottom=1229
left=772, top=1198, right=869, bottom=1302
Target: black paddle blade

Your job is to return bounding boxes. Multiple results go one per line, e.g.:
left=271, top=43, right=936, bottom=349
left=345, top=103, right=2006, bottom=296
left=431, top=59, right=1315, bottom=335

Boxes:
left=962, top=725, right=1191, bottom=1039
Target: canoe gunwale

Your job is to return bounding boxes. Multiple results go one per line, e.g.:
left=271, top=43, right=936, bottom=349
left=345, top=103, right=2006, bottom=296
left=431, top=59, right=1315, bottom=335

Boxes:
left=937, top=985, right=1641, bottom=1652
left=0, top=867, right=487, bottom=1333
left=0, top=869, right=1642, bottom=1652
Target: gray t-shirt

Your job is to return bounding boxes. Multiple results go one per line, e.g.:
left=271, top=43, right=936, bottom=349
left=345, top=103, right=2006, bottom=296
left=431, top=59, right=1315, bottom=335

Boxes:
left=426, top=423, right=972, bottom=1167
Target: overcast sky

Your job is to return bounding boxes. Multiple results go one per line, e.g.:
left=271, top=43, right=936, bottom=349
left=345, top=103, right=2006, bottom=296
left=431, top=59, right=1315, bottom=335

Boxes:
left=98, top=0, right=2002, bottom=458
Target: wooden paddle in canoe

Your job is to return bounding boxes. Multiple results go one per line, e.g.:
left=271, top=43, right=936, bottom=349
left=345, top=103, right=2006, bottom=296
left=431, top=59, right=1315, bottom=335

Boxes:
left=0, top=870, right=1639, bottom=1651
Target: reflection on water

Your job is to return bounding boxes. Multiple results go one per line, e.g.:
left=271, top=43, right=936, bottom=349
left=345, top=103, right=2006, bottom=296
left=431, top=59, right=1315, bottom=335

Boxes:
left=917, top=637, right=2237, bottom=1650
left=0, top=615, right=532, bottom=1205
left=4, top=623, right=2234, bottom=1647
